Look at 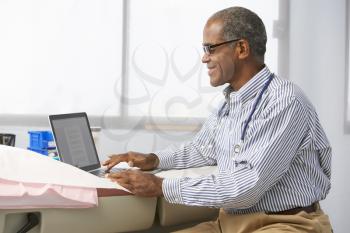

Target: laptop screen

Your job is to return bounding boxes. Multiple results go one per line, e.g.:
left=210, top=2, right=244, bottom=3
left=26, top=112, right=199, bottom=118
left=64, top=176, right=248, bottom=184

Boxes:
left=49, top=113, right=100, bottom=171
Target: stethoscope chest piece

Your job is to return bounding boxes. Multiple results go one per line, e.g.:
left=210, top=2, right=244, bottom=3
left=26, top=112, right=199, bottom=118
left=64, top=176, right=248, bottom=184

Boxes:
left=233, top=144, right=241, bottom=154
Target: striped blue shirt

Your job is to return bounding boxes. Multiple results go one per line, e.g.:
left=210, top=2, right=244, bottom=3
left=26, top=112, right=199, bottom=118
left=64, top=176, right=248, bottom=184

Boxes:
left=156, top=66, right=331, bottom=214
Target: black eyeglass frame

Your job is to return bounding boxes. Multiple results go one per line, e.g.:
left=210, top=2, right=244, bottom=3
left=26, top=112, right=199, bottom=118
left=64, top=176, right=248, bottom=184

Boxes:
left=202, top=38, right=241, bottom=54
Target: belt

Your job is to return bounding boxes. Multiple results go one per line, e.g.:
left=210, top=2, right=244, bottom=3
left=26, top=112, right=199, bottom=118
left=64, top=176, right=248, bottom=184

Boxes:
left=266, top=202, right=318, bottom=215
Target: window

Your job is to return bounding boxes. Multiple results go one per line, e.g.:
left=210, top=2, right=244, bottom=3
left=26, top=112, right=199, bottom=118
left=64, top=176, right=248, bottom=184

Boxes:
left=0, top=0, right=288, bottom=128
left=123, top=0, right=284, bottom=122
left=0, top=0, right=123, bottom=117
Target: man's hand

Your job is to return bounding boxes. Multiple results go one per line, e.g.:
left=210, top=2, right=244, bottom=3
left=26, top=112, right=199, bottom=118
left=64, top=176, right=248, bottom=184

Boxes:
left=103, top=151, right=159, bottom=172
left=106, top=170, right=163, bottom=197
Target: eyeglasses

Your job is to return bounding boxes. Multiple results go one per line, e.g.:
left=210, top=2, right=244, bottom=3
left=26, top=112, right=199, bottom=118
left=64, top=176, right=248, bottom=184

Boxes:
left=202, top=38, right=240, bottom=55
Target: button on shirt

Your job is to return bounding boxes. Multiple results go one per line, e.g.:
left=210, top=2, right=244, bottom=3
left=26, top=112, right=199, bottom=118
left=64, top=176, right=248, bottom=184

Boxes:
left=156, top=67, right=331, bottom=214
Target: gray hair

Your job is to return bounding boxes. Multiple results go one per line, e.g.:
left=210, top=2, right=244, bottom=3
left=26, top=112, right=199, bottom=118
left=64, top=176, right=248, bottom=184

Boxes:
left=210, top=7, right=267, bottom=61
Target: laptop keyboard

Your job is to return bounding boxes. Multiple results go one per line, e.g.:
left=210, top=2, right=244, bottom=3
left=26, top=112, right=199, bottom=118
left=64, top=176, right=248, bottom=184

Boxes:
left=90, top=168, right=162, bottom=177
left=90, top=167, right=125, bottom=177
left=90, top=169, right=107, bottom=177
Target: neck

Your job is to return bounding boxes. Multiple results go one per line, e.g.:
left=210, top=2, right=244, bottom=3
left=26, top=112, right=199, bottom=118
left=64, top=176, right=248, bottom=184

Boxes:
left=230, top=63, right=265, bottom=91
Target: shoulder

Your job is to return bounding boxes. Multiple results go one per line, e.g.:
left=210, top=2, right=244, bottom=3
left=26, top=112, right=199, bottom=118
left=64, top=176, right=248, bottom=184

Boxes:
left=262, top=76, right=316, bottom=118
left=268, top=76, right=313, bottom=109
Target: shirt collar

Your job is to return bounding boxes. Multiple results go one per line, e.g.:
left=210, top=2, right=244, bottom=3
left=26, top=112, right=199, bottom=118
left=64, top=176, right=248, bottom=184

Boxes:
left=223, top=66, right=273, bottom=106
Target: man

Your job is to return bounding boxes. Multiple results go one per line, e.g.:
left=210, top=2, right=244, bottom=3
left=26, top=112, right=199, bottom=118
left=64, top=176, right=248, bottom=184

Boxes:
left=104, top=6, right=332, bottom=233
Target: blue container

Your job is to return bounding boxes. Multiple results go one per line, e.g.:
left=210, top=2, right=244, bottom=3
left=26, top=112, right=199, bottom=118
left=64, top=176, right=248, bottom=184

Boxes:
left=28, top=131, right=55, bottom=149
left=27, top=147, right=50, bottom=155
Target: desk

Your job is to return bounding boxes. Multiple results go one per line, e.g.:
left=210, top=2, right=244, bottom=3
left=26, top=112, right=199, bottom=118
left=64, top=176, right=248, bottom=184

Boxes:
left=0, top=192, right=219, bottom=233
left=0, top=189, right=157, bottom=233
left=0, top=153, right=219, bottom=233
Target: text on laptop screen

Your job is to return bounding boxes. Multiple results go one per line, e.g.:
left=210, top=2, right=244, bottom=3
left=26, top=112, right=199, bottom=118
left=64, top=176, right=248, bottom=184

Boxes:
left=51, top=116, right=99, bottom=168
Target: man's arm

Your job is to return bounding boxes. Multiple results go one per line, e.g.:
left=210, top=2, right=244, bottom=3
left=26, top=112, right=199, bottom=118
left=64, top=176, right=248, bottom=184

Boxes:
left=155, top=113, right=219, bottom=170
left=103, top=112, right=219, bottom=172
left=162, top=96, right=311, bottom=208
left=105, top=112, right=222, bottom=196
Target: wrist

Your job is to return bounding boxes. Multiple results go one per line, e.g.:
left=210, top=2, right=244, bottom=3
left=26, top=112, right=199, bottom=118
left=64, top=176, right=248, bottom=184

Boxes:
left=149, top=153, right=159, bottom=169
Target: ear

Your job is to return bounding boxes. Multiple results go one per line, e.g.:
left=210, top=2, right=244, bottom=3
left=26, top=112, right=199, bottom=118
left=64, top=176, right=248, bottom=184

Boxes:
left=236, top=39, right=250, bottom=59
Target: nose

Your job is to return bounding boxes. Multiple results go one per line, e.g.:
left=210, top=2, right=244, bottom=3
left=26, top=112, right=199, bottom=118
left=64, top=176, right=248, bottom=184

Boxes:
left=201, top=52, right=210, bottom=63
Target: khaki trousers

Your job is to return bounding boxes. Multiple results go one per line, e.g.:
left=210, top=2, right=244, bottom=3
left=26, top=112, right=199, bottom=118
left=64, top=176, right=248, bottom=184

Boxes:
left=173, top=204, right=332, bottom=233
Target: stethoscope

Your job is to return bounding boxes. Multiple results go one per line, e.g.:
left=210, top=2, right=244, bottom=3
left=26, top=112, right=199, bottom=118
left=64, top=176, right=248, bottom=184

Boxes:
left=218, top=73, right=274, bottom=156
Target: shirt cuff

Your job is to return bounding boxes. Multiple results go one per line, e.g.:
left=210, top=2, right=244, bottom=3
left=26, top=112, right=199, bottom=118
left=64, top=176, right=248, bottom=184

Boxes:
left=155, top=149, right=175, bottom=169
left=162, top=178, right=183, bottom=204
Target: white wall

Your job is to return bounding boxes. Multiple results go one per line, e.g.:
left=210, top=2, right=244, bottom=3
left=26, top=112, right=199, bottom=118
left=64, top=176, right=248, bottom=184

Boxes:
left=0, top=0, right=349, bottom=231
left=289, top=0, right=348, bottom=232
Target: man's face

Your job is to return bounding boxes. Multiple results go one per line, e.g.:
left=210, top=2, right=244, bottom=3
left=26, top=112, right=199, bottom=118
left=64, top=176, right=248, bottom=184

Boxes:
left=202, top=19, right=238, bottom=87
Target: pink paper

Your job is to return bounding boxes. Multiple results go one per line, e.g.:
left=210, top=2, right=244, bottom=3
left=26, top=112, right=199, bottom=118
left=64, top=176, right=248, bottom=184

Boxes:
left=0, top=178, right=97, bottom=209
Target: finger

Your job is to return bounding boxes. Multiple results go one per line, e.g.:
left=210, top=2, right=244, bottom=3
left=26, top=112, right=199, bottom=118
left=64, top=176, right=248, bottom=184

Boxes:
left=126, top=181, right=149, bottom=196
left=108, top=175, right=130, bottom=187
left=107, top=169, right=135, bottom=178
left=112, top=180, right=133, bottom=192
left=106, top=172, right=125, bottom=179
left=104, top=162, right=118, bottom=172
left=111, top=176, right=129, bottom=184
left=106, top=161, right=119, bottom=170
left=102, top=158, right=112, bottom=166
left=104, top=154, right=128, bottom=171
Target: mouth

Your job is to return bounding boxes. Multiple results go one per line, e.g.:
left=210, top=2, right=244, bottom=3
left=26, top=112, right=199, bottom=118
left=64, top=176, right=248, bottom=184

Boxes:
left=207, top=64, right=215, bottom=69
left=207, top=66, right=216, bottom=76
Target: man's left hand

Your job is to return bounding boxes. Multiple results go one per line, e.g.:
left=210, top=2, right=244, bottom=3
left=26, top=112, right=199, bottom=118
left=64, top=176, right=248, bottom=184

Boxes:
left=106, top=170, right=163, bottom=197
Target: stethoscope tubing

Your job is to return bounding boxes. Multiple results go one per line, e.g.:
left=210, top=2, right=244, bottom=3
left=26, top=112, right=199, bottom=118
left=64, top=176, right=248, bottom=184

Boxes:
left=241, top=74, right=274, bottom=141
left=216, top=73, right=274, bottom=155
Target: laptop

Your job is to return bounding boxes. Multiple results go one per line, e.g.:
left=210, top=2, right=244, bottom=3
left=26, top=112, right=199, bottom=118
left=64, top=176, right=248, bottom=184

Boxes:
left=48, top=112, right=122, bottom=177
